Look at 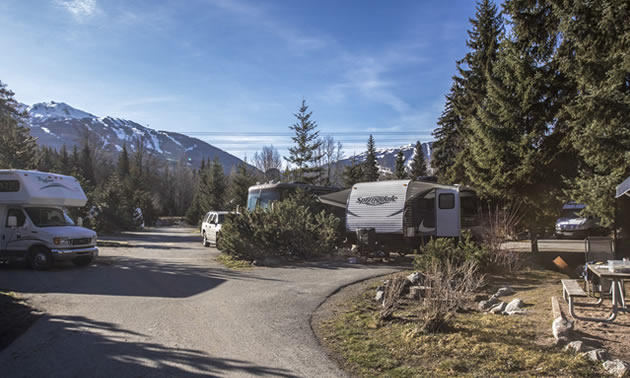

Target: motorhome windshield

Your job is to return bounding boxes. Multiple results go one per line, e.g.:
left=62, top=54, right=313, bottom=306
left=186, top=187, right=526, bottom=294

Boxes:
left=247, top=188, right=293, bottom=211
left=25, top=207, right=75, bottom=227
left=561, top=208, right=583, bottom=218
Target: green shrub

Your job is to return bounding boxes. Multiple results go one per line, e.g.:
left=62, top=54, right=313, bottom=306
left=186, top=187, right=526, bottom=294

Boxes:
left=218, top=194, right=341, bottom=261
left=414, top=232, right=488, bottom=271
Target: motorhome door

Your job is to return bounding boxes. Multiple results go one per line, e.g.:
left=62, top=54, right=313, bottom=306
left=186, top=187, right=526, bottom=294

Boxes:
left=435, top=188, right=460, bottom=237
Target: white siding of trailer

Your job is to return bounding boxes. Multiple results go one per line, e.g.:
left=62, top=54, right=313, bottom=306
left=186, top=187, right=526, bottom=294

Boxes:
left=346, top=180, right=410, bottom=234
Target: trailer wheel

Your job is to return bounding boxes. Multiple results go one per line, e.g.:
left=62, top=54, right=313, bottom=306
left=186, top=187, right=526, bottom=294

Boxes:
left=72, top=256, right=93, bottom=267
left=30, top=247, right=53, bottom=271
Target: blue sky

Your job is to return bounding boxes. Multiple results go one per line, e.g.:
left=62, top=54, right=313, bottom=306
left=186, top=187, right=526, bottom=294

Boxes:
left=0, top=0, right=478, bottom=160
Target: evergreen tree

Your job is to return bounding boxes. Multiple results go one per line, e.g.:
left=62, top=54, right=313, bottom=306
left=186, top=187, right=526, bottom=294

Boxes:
left=409, top=141, right=427, bottom=179
left=394, top=149, right=407, bottom=179
left=555, top=0, right=630, bottom=226
left=58, top=145, right=71, bottom=175
left=285, top=99, right=323, bottom=183
left=431, top=0, right=503, bottom=185
left=80, top=143, right=95, bottom=185
left=198, top=158, right=227, bottom=213
left=227, top=162, right=258, bottom=209
left=0, top=81, right=39, bottom=169
left=343, top=155, right=364, bottom=188
left=465, top=0, right=565, bottom=251
left=363, top=135, right=379, bottom=182
left=118, top=143, right=130, bottom=178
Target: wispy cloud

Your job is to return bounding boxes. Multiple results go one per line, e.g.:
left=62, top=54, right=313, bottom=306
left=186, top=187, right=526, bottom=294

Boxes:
left=56, top=0, right=97, bottom=21
left=206, top=0, right=329, bottom=53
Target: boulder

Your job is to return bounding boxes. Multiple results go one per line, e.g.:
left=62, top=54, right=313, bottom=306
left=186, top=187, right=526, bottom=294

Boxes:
left=552, top=317, right=573, bottom=342
left=603, top=360, right=630, bottom=377
left=406, top=272, right=422, bottom=285
left=494, top=286, right=515, bottom=297
left=375, top=290, right=384, bottom=302
left=504, top=298, right=524, bottom=313
left=582, top=349, right=610, bottom=362
left=489, top=302, right=506, bottom=314
left=564, top=340, right=586, bottom=354
left=478, top=296, right=500, bottom=310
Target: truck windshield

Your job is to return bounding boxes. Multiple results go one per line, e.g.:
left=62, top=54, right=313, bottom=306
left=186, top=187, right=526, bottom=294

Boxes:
left=25, top=207, right=75, bottom=227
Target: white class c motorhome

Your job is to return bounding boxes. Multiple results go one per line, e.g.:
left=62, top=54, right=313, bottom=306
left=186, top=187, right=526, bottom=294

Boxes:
left=0, top=170, right=98, bottom=270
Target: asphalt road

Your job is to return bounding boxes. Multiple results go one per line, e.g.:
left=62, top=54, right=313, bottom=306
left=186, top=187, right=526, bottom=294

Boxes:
left=0, top=227, right=403, bottom=377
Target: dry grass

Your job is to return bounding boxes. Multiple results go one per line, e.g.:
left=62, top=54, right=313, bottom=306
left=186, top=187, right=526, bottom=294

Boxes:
left=215, top=253, right=252, bottom=269
left=318, top=268, right=607, bottom=377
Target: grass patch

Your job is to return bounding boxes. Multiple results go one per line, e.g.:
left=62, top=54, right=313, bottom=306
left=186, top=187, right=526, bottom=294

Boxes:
left=318, top=268, right=607, bottom=377
left=216, top=253, right=252, bottom=269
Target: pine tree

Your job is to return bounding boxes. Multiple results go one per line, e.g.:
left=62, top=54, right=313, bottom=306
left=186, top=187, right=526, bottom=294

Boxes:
left=80, top=143, right=95, bottom=186
left=555, top=0, right=630, bottom=227
left=465, top=0, right=565, bottom=251
left=394, top=150, right=407, bottom=179
left=228, top=162, right=258, bottom=209
left=198, top=158, right=227, bottom=213
left=343, top=155, right=364, bottom=188
left=409, top=141, right=427, bottom=179
left=363, top=135, right=379, bottom=182
left=285, top=99, right=323, bottom=184
left=58, top=145, right=71, bottom=175
left=118, top=143, right=130, bottom=178
left=0, top=81, right=39, bottom=169
left=431, top=0, right=503, bottom=185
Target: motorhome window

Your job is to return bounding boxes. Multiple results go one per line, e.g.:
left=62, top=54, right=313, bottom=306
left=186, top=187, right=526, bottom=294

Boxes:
left=0, top=180, right=20, bottom=192
left=258, top=189, right=282, bottom=209
left=25, top=207, right=73, bottom=227
left=6, top=209, right=26, bottom=227
left=247, top=191, right=260, bottom=211
left=439, top=193, right=455, bottom=209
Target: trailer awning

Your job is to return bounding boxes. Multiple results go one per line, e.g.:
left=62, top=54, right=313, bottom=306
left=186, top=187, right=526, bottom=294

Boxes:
left=318, top=188, right=351, bottom=208
left=617, top=176, right=630, bottom=198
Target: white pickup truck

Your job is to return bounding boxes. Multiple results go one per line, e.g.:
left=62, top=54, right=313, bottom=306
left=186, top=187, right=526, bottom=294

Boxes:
left=0, top=170, right=98, bottom=270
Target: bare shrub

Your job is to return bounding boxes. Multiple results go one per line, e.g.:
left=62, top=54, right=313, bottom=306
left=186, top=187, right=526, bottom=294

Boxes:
left=379, top=277, right=408, bottom=321
left=417, top=259, right=484, bottom=333
left=482, top=202, right=525, bottom=272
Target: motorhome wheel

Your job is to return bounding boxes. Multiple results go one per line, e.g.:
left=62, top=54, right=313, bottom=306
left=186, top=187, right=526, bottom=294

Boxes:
left=30, top=247, right=53, bottom=271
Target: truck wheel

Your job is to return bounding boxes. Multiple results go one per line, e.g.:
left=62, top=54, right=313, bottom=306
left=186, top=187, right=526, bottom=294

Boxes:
left=30, top=247, right=53, bottom=271
left=72, top=256, right=93, bottom=267
left=202, top=232, right=210, bottom=247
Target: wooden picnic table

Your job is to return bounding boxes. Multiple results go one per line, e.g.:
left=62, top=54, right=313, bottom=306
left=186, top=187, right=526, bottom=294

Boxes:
left=587, top=264, right=630, bottom=322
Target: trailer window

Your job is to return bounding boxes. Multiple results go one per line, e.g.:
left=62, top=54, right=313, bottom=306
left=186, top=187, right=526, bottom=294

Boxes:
left=6, top=209, right=26, bottom=227
left=0, top=180, right=20, bottom=192
left=438, top=193, right=455, bottom=209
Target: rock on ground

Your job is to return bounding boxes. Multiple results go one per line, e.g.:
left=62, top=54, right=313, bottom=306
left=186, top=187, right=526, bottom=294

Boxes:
left=552, top=317, right=574, bottom=342
left=494, top=287, right=515, bottom=297
left=489, top=302, right=506, bottom=314
left=564, top=340, right=586, bottom=353
left=582, top=349, right=610, bottom=362
left=603, top=359, right=630, bottom=377
left=406, top=272, right=422, bottom=285
left=505, top=298, right=524, bottom=313
left=478, top=296, right=500, bottom=310
left=375, top=290, right=384, bottom=302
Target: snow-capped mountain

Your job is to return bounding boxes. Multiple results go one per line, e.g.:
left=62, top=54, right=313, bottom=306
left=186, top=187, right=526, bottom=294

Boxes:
left=339, top=142, right=432, bottom=175
left=24, top=101, right=246, bottom=171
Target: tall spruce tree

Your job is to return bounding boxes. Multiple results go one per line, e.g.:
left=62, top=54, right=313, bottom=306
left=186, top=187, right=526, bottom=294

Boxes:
left=0, top=81, right=39, bottom=169
left=465, top=0, right=564, bottom=252
left=118, top=143, right=130, bottom=178
left=394, top=150, right=407, bottom=179
left=198, top=158, right=226, bottom=213
left=285, top=99, right=323, bottom=183
left=228, top=162, right=257, bottom=209
left=555, top=0, right=630, bottom=227
left=343, top=155, right=364, bottom=188
left=431, top=0, right=502, bottom=185
left=409, top=141, right=427, bottom=179
left=363, top=135, right=379, bottom=182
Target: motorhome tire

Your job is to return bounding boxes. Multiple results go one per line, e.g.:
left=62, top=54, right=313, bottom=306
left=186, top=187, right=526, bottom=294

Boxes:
left=30, top=247, right=53, bottom=270
left=202, top=232, right=210, bottom=247
left=72, top=256, right=93, bottom=267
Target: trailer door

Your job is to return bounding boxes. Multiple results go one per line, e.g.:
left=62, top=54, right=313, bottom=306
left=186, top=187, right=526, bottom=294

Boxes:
left=435, top=188, right=460, bottom=237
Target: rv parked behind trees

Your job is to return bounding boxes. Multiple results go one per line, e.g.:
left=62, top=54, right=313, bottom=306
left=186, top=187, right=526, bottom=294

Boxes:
left=0, top=170, right=98, bottom=270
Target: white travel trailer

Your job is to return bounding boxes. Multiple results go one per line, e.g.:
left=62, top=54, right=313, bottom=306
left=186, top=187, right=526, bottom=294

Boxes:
left=319, top=179, right=479, bottom=252
left=0, top=170, right=98, bottom=270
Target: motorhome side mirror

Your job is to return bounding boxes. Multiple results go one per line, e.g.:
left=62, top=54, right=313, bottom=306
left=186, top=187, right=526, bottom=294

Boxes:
left=77, top=217, right=83, bottom=227
left=7, top=216, right=17, bottom=228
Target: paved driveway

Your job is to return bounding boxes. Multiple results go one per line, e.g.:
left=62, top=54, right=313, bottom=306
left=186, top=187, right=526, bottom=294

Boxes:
left=0, top=227, right=403, bottom=377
